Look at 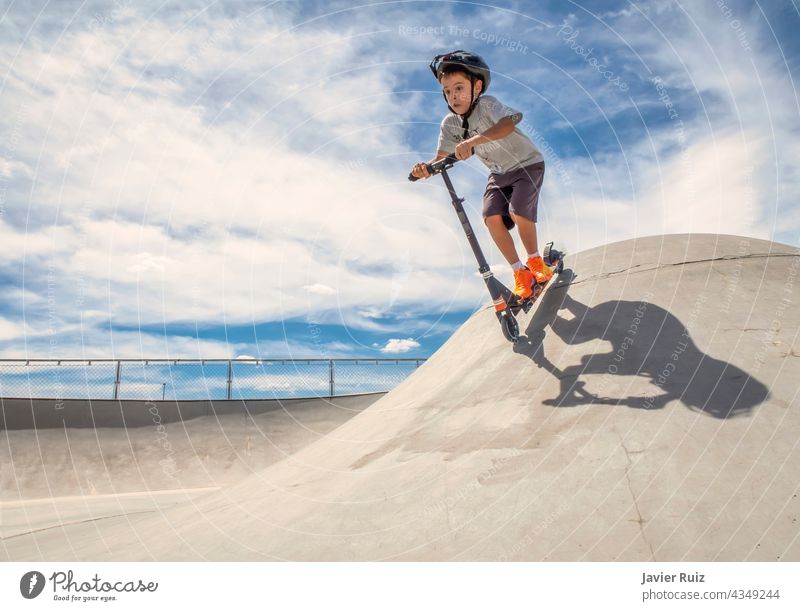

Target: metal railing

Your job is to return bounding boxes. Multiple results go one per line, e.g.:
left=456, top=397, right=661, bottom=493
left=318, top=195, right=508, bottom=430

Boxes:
left=0, top=358, right=426, bottom=401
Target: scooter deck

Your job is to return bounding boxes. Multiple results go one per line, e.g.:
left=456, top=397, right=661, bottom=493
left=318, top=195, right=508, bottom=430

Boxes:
left=509, top=259, right=562, bottom=315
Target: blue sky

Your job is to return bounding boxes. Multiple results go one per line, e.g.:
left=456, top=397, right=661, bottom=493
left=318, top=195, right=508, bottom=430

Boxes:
left=0, top=0, right=798, bottom=361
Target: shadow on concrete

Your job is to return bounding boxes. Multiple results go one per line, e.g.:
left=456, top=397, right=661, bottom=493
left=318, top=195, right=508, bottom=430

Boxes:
left=514, top=270, right=769, bottom=419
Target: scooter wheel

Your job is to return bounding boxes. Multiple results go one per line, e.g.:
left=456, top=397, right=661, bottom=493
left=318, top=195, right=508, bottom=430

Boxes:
left=499, top=311, right=520, bottom=343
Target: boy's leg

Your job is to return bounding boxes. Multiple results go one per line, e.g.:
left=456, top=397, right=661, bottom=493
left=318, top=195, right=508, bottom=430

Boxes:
left=508, top=162, right=552, bottom=282
left=512, top=214, right=552, bottom=282
left=511, top=214, right=539, bottom=256
left=486, top=214, right=534, bottom=299
left=508, top=163, right=544, bottom=257
left=483, top=177, right=534, bottom=299
left=485, top=215, right=522, bottom=265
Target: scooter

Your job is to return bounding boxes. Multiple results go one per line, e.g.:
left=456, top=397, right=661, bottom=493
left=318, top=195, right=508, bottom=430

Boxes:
left=408, top=155, right=563, bottom=343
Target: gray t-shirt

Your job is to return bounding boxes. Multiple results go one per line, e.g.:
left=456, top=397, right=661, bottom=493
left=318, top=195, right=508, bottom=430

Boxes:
left=437, top=95, right=543, bottom=174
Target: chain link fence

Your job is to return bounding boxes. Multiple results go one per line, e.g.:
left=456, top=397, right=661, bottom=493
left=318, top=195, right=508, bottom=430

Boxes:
left=0, top=359, right=426, bottom=401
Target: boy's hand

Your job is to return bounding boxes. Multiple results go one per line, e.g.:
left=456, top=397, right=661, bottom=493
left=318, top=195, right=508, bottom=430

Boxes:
left=454, top=139, right=476, bottom=160
left=411, top=162, right=432, bottom=179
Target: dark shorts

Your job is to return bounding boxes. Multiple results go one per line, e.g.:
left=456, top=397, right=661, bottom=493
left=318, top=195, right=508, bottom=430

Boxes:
left=482, top=161, right=545, bottom=229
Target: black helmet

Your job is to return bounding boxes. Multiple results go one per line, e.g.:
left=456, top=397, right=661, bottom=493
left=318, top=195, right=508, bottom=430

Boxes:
left=429, top=50, right=491, bottom=92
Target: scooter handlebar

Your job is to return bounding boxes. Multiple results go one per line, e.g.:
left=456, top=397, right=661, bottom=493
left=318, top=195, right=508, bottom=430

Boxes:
left=408, top=155, right=459, bottom=182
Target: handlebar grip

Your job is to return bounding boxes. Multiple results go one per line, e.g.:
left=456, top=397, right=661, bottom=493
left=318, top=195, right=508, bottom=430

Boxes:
left=408, top=162, right=433, bottom=182
left=408, top=155, right=459, bottom=182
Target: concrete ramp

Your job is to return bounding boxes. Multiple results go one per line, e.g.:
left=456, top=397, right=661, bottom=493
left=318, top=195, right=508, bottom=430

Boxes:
left=2, top=234, right=798, bottom=561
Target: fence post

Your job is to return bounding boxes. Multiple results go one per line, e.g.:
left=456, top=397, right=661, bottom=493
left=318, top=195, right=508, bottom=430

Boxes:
left=226, top=360, right=233, bottom=400
left=113, top=361, right=121, bottom=400
left=329, top=360, right=334, bottom=397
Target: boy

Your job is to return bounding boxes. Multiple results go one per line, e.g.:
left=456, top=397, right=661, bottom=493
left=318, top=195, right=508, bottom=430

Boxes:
left=410, top=50, right=551, bottom=300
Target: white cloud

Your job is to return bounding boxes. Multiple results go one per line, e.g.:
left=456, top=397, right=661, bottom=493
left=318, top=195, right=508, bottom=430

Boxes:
left=303, top=283, right=337, bottom=295
left=0, top=157, right=33, bottom=179
left=379, top=338, right=420, bottom=353
left=0, top=317, right=28, bottom=341
left=1, top=0, right=796, bottom=358
left=0, top=6, right=494, bottom=357
left=528, top=0, right=799, bottom=254
left=540, top=128, right=772, bottom=254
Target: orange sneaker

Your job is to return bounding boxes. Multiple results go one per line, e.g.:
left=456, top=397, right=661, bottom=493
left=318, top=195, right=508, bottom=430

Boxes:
left=527, top=256, right=553, bottom=284
left=512, top=267, right=534, bottom=300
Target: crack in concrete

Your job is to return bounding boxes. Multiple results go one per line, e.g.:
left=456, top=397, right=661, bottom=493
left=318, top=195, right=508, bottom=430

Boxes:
left=562, top=252, right=799, bottom=287
left=616, top=429, right=656, bottom=560
left=0, top=508, right=158, bottom=542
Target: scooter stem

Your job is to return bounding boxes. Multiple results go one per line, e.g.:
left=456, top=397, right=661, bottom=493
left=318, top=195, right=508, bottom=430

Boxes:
left=438, top=166, right=491, bottom=275
left=408, top=156, right=518, bottom=311
left=435, top=166, right=517, bottom=310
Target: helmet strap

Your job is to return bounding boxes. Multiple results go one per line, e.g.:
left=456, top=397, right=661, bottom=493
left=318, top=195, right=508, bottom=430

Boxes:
left=460, top=75, right=479, bottom=139
left=440, top=74, right=482, bottom=139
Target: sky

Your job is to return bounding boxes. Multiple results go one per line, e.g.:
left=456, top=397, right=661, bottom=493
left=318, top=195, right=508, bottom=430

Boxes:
left=0, top=0, right=798, bottom=362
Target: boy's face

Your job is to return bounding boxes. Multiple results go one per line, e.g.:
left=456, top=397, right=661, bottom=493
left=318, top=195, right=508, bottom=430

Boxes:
left=440, top=71, right=482, bottom=114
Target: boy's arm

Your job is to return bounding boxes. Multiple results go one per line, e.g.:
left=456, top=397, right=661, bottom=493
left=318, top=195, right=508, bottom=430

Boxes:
left=430, top=149, right=450, bottom=164
left=468, top=115, right=519, bottom=146
left=454, top=115, right=520, bottom=160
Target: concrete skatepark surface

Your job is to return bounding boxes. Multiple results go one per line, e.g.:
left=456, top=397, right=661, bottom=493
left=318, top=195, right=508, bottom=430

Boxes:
left=1, top=395, right=379, bottom=539
left=1, top=234, right=798, bottom=561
